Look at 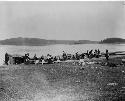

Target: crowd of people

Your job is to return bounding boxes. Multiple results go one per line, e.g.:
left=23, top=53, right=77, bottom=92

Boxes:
left=4, top=49, right=109, bottom=65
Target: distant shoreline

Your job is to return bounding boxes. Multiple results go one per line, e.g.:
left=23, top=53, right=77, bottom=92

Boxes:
left=0, top=37, right=125, bottom=46
left=0, top=43, right=99, bottom=46
left=1, top=43, right=125, bottom=46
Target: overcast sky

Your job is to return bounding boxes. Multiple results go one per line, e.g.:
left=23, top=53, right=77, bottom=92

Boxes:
left=0, top=1, right=124, bottom=41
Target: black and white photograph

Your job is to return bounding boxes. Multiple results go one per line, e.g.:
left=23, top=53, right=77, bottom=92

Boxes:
left=0, top=1, right=125, bottom=101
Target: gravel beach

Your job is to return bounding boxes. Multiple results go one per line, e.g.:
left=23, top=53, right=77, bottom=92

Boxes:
left=0, top=56, right=125, bottom=101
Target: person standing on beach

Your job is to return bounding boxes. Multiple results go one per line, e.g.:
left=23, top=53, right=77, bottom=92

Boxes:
left=97, top=49, right=100, bottom=55
left=47, top=54, right=53, bottom=64
left=75, top=52, right=79, bottom=60
left=81, top=53, right=85, bottom=59
left=94, top=49, right=97, bottom=58
left=33, top=54, right=38, bottom=60
left=105, top=49, right=109, bottom=60
left=24, top=53, right=30, bottom=64
left=62, top=51, right=67, bottom=61
left=89, top=50, right=93, bottom=59
left=5, top=52, right=9, bottom=65
left=86, top=50, right=89, bottom=58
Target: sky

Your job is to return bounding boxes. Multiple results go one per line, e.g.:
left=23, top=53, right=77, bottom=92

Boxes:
left=0, top=1, right=124, bottom=41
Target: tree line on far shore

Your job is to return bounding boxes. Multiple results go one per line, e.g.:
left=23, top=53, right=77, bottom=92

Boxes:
left=100, top=38, right=125, bottom=44
left=0, top=37, right=125, bottom=46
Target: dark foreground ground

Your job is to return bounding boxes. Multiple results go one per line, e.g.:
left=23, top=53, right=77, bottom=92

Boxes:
left=0, top=56, right=125, bottom=101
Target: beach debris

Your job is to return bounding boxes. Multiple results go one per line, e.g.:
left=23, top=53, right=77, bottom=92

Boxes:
left=76, top=80, right=81, bottom=83
left=80, top=66, right=85, bottom=70
left=122, top=70, right=125, bottom=73
left=54, top=59, right=61, bottom=63
left=122, top=59, right=125, bottom=62
left=122, top=87, right=125, bottom=89
left=86, top=61, right=95, bottom=65
left=122, top=59, right=125, bottom=65
left=107, top=82, right=118, bottom=86
left=35, top=60, right=39, bottom=64
left=79, top=59, right=86, bottom=66
left=91, top=66, right=94, bottom=69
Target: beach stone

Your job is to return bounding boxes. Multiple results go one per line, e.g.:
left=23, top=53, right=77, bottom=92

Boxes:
left=122, top=59, right=125, bottom=62
left=107, top=83, right=118, bottom=86
left=122, top=70, right=125, bottom=73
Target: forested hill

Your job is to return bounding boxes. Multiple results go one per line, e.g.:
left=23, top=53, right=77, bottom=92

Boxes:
left=100, top=38, right=125, bottom=44
left=0, top=37, right=98, bottom=46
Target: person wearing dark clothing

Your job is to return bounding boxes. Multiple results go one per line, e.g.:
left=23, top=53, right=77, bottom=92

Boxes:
left=72, top=55, right=75, bottom=60
left=86, top=50, right=89, bottom=58
left=33, top=54, right=38, bottom=60
left=54, top=56, right=57, bottom=61
left=81, top=53, right=85, bottom=59
left=97, top=49, right=100, bottom=55
left=5, top=52, right=9, bottom=65
left=24, top=53, right=30, bottom=64
left=94, top=49, right=97, bottom=57
left=75, top=52, right=79, bottom=60
left=47, top=54, right=53, bottom=64
left=97, top=49, right=100, bottom=58
left=62, top=51, right=67, bottom=61
left=105, top=49, right=109, bottom=60
left=40, top=56, right=44, bottom=61
left=95, top=49, right=100, bottom=58
left=89, top=50, right=93, bottom=59
left=89, top=50, right=93, bottom=55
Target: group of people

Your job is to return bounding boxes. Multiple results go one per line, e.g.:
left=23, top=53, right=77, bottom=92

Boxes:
left=4, top=49, right=109, bottom=65
left=62, top=49, right=101, bottom=61
left=86, top=49, right=101, bottom=58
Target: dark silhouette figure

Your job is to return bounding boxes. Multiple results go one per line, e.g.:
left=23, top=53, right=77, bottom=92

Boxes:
left=105, top=49, right=109, bottom=60
left=47, top=54, right=53, bottom=64
left=75, top=52, right=79, bottom=60
left=62, top=51, right=67, bottom=61
left=89, top=50, right=93, bottom=59
left=86, top=50, right=89, bottom=58
left=97, top=49, right=100, bottom=58
left=33, top=54, right=38, bottom=60
left=94, top=49, right=97, bottom=57
left=72, top=55, right=75, bottom=60
left=53, top=56, right=57, bottom=61
left=81, top=53, right=85, bottom=59
left=97, top=49, right=100, bottom=55
left=5, top=52, right=9, bottom=65
left=24, top=53, right=30, bottom=64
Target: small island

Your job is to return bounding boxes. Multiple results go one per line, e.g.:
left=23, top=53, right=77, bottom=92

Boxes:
left=100, top=38, right=125, bottom=44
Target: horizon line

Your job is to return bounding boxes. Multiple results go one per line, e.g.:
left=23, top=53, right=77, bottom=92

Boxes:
left=0, top=36, right=124, bottom=42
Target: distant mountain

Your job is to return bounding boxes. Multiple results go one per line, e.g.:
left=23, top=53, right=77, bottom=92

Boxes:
left=100, top=38, right=125, bottom=44
left=0, top=37, right=98, bottom=46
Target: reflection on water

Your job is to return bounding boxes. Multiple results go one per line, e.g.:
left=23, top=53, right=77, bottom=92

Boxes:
left=0, top=44, right=125, bottom=65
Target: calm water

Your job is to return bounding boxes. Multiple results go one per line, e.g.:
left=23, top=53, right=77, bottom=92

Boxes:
left=0, top=44, right=125, bottom=65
